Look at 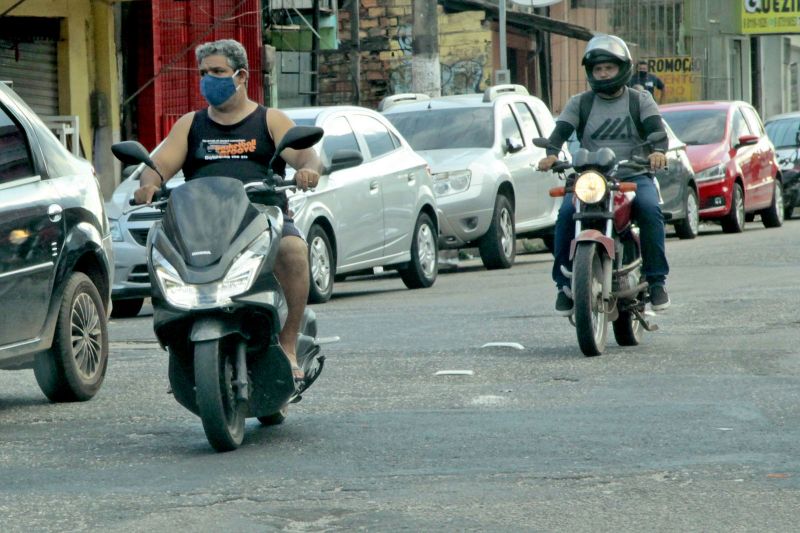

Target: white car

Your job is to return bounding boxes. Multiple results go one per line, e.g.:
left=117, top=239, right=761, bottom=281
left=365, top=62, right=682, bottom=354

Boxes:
left=105, top=106, right=439, bottom=313
left=381, top=84, right=564, bottom=269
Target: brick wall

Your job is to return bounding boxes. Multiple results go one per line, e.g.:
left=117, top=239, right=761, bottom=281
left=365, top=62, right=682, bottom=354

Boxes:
left=319, top=2, right=493, bottom=110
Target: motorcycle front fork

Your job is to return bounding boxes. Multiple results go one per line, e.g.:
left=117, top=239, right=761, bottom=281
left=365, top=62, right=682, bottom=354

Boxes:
left=233, top=341, right=250, bottom=402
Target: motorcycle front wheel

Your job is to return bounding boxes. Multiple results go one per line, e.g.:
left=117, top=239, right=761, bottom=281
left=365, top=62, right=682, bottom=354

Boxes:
left=194, top=338, right=247, bottom=452
left=573, top=243, right=608, bottom=356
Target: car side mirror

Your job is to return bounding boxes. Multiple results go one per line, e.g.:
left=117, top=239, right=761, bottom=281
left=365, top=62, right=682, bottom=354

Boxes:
left=505, top=137, right=524, bottom=154
left=326, top=149, right=363, bottom=174
left=736, top=134, right=759, bottom=148
left=121, top=164, right=139, bottom=180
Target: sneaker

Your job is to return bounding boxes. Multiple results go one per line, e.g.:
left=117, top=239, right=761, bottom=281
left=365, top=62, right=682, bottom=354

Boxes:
left=555, top=289, right=574, bottom=316
left=649, top=285, right=670, bottom=311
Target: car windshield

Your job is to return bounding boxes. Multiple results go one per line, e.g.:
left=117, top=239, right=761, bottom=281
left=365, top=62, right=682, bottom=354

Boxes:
left=385, top=107, right=494, bottom=150
left=765, top=118, right=800, bottom=149
left=289, top=117, right=316, bottom=126
left=661, top=109, right=727, bottom=145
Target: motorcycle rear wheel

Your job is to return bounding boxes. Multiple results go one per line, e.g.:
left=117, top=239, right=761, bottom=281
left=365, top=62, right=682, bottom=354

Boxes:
left=573, top=243, right=608, bottom=356
left=195, top=338, right=246, bottom=452
left=613, top=305, right=643, bottom=346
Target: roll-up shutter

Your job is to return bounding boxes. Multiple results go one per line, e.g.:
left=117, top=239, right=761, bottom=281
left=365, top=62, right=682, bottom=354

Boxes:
left=0, top=18, right=60, bottom=116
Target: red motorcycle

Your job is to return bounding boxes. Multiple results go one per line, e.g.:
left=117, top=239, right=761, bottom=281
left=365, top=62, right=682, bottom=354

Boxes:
left=534, top=133, right=666, bottom=356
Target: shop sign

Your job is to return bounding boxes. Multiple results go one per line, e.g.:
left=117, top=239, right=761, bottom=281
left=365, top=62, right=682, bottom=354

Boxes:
left=741, top=0, right=800, bottom=34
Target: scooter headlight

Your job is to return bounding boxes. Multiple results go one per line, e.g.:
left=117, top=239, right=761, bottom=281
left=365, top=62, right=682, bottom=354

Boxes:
left=573, top=171, right=607, bottom=204
left=151, top=233, right=269, bottom=310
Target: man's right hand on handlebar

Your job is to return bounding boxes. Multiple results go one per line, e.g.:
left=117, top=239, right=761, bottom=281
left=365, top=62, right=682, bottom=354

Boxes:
left=133, top=184, right=161, bottom=205
left=537, top=154, right=559, bottom=171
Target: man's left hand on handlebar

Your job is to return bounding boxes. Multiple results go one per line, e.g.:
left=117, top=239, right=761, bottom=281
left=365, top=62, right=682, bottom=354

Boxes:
left=294, top=168, right=320, bottom=191
left=649, top=152, right=667, bottom=171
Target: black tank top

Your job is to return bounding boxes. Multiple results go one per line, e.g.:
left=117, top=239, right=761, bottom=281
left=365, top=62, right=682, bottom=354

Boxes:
left=182, top=105, right=288, bottom=209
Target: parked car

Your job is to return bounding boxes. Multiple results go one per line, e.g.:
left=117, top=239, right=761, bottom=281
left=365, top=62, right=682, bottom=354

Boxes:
left=0, top=82, right=112, bottom=401
left=105, top=105, right=438, bottom=308
left=380, top=84, right=563, bottom=268
left=660, top=101, right=784, bottom=232
left=566, top=119, right=700, bottom=239
left=764, top=111, right=800, bottom=219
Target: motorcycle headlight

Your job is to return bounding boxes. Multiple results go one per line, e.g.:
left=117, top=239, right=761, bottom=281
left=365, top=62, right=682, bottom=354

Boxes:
left=109, top=220, right=123, bottom=242
left=152, top=233, right=269, bottom=310
left=573, top=171, right=607, bottom=204
left=433, top=170, right=472, bottom=197
left=695, top=163, right=726, bottom=182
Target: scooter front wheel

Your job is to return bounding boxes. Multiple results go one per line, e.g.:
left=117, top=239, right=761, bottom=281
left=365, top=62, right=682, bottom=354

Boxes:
left=194, top=338, right=246, bottom=452
left=573, top=243, right=608, bottom=356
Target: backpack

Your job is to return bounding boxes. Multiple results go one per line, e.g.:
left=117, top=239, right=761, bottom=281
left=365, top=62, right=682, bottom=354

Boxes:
left=575, top=87, right=647, bottom=145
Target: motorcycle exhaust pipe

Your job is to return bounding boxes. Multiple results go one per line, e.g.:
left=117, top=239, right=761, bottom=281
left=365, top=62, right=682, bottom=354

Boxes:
left=614, top=281, right=649, bottom=300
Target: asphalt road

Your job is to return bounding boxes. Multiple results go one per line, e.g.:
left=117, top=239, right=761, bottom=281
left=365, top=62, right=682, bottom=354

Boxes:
left=2, top=219, right=799, bottom=532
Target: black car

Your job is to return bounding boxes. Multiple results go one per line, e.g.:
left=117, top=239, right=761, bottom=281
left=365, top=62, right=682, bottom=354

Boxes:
left=0, top=82, right=112, bottom=401
left=567, top=120, right=699, bottom=239
left=764, top=112, right=800, bottom=219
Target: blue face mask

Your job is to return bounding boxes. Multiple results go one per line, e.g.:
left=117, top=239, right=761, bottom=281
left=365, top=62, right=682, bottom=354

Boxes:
left=200, top=69, right=241, bottom=107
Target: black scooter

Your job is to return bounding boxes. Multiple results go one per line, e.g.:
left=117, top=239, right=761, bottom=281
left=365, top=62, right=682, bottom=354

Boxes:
left=112, top=126, right=327, bottom=452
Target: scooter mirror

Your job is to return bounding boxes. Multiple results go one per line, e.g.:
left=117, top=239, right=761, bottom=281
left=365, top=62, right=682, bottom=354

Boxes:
left=276, top=126, right=324, bottom=154
left=112, top=141, right=156, bottom=169
left=532, top=137, right=551, bottom=149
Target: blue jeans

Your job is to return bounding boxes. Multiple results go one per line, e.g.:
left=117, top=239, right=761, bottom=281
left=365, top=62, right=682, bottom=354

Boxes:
left=552, top=174, right=669, bottom=289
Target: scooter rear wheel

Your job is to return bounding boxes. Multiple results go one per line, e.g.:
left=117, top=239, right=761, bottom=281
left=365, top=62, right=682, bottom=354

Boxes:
left=258, top=405, right=288, bottom=426
left=573, top=243, right=608, bottom=356
left=195, top=338, right=246, bottom=452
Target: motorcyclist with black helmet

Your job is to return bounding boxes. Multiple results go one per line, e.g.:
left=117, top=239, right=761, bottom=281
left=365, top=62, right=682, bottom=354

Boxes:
left=538, top=34, right=671, bottom=315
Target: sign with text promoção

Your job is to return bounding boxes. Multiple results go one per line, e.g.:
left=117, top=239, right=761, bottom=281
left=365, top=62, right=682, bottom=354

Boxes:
left=644, top=56, right=700, bottom=103
left=741, top=0, right=800, bottom=34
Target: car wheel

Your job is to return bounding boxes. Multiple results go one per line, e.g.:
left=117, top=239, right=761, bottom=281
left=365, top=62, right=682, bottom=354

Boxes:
left=761, top=180, right=784, bottom=228
left=307, top=224, right=334, bottom=304
left=399, top=212, right=438, bottom=289
left=721, top=183, right=745, bottom=233
left=110, top=298, right=144, bottom=318
left=479, top=194, right=516, bottom=269
left=674, top=187, right=699, bottom=239
left=34, top=272, right=109, bottom=402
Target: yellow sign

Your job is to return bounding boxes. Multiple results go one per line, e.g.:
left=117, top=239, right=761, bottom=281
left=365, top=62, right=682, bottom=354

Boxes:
left=643, top=57, right=700, bottom=103
left=741, top=0, right=800, bottom=34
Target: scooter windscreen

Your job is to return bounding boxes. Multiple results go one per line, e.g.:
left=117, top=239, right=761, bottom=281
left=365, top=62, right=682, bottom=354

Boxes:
left=162, top=177, right=260, bottom=267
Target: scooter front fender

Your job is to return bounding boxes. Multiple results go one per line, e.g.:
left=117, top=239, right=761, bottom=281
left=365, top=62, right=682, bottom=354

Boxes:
left=570, top=230, right=615, bottom=261
left=190, top=316, right=247, bottom=343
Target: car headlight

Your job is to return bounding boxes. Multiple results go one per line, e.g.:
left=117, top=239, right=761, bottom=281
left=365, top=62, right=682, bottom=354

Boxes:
left=109, top=220, right=124, bottom=242
left=695, top=163, right=726, bottom=182
left=152, top=233, right=269, bottom=310
left=573, top=171, right=607, bottom=204
left=433, top=170, right=471, bottom=197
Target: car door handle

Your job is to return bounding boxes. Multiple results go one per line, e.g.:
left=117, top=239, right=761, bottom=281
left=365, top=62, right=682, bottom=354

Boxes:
left=48, top=204, right=63, bottom=223
left=369, top=180, right=379, bottom=191
left=402, top=173, right=416, bottom=184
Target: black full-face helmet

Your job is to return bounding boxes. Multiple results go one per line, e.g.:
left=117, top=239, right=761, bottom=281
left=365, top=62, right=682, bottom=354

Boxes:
left=581, top=34, right=633, bottom=95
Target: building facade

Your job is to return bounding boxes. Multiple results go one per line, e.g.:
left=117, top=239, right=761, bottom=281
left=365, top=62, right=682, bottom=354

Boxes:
left=0, top=0, right=119, bottom=195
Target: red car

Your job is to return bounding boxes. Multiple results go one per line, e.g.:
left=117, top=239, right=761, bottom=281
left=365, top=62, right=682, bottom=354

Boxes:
left=660, top=101, right=784, bottom=232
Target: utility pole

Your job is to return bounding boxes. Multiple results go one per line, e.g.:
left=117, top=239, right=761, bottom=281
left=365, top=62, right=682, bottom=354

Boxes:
left=412, top=0, right=441, bottom=97
left=349, top=0, right=360, bottom=104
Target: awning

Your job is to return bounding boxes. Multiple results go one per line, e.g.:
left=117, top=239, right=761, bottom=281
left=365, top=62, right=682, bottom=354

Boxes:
left=441, top=0, right=597, bottom=41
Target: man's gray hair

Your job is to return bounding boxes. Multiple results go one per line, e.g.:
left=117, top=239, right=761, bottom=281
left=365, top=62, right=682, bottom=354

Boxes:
left=195, top=39, right=249, bottom=71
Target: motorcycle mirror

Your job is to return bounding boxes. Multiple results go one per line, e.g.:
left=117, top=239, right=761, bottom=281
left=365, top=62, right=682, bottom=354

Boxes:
left=276, top=126, right=324, bottom=154
left=646, top=131, right=667, bottom=144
